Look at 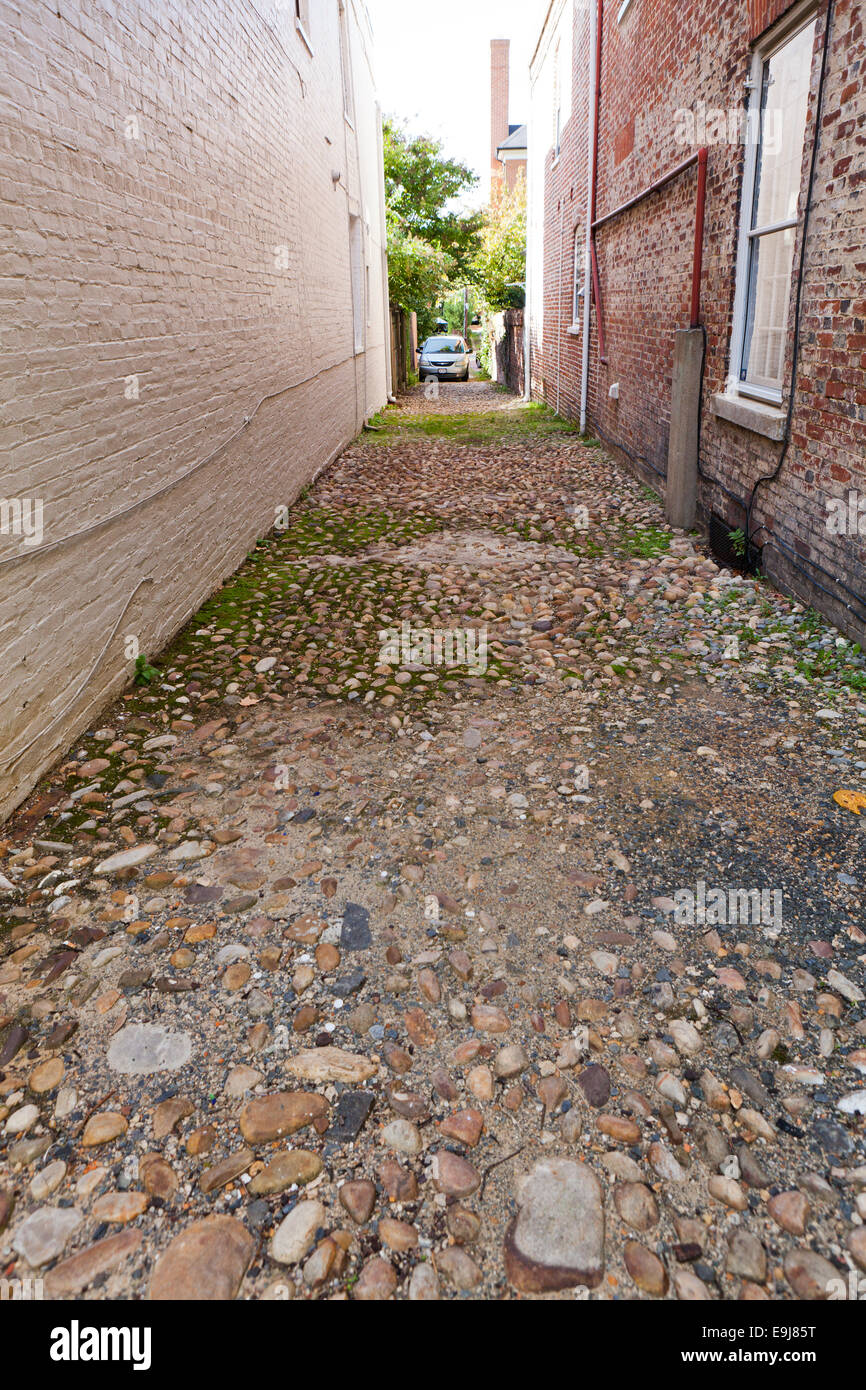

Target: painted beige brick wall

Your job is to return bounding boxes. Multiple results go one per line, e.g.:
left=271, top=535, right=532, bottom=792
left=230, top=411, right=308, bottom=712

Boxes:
left=0, top=0, right=389, bottom=823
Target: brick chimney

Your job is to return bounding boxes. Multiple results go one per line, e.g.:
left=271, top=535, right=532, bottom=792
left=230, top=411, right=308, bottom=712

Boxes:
left=490, top=39, right=510, bottom=190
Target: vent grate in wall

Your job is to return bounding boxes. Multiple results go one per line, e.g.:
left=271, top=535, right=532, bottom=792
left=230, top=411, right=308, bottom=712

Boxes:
left=709, top=512, right=758, bottom=574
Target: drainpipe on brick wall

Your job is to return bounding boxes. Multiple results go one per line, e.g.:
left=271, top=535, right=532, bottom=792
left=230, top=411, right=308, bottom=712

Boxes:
left=376, top=103, right=395, bottom=402
left=354, top=131, right=369, bottom=424
left=524, top=141, right=532, bottom=401
left=580, top=0, right=600, bottom=433
left=555, top=199, right=565, bottom=414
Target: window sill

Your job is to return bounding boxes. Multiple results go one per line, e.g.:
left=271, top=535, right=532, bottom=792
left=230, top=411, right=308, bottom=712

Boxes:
left=710, top=392, right=786, bottom=441
left=295, top=18, right=314, bottom=55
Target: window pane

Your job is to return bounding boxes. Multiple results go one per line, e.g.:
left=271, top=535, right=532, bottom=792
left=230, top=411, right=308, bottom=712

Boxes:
left=573, top=232, right=582, bottom=322
left=340, top=7, right=354, bottom=118
left=752, top=21, right=816, bottom=231
left=349, top=215, right=364, bottom=353
left=741, top=225, right=797, bottom=390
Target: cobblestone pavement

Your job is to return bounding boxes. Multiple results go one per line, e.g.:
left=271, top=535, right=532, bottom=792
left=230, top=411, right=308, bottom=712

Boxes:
left=2, top=382, right=865, bottom=1301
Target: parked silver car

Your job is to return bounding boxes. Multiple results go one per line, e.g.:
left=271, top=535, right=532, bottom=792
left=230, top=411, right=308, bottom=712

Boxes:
left=417, top=335, right=472, bottom=383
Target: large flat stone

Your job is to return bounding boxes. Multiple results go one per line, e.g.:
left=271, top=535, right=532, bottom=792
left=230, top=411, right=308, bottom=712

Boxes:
left=107, top=1025, right=193, bottom=1075
left=44, top=1230, right=143, bottom=1297
left=150, top=1216, right=254, bottom=1300
left=239, top=1092, right=329, bottom=1143
left=327, top=1090, right=375, bottom=1142
left=341, top=902, right=372, bottom=951
left=199, top=1148, right=254, bottom=1194
left=285, top=1047, right=377, bottom=1083
left=12, top=1206, right=82, bottom=1267
left=97, top=844, right=159, bottom=875
left=505, top=1159, right=604, bottom=1292
left=271, top=1200, right=326, bottom=1265
left=249, top=1151, right=323, bottom=1195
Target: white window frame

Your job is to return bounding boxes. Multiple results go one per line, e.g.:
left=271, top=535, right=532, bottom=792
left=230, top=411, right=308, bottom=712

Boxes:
left=339, top=0, right=355, bottom=125
left=349, top=213, right=365, bottom=355
left=294, top=0, right=313, bottom=55
left=727, top=3, right=817, bottom=405
left=571, top=226, right=583, bottom=329
left=553, top=42, right=562, bottom=163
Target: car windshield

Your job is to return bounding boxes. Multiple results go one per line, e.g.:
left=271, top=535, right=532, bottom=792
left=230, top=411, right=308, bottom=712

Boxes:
left=423, top=338, right=465, bottom=354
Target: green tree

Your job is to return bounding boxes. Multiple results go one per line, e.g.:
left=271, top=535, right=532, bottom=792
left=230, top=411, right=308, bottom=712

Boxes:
left=383, top=118, right=480, bottom=332
left=383, top=120, right=481, bottom=272
left=386, top=210, right=454, bottom=339
left=472, top=178, right=527, bottom=312
left=442, top=286, right=468, bottom=336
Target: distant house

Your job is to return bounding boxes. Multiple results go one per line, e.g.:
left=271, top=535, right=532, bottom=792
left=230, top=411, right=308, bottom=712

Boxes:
left=525, top=0, right=865, bottom=643
left=490, top=39, right=527, bottom=193
left=497, top=124, right=529, bottom=192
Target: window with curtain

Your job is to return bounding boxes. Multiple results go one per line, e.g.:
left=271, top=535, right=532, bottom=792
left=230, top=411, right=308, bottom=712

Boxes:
left=735, top=16, right=817, bottom=398
left=572, top=227, right=583, bottom=326
left=339, top=2, right=354, bottom=121
left=553, top=43, right=562, bottom=158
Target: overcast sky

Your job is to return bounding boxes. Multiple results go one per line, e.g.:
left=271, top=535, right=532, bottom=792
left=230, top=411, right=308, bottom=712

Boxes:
left=365, top=0, right=547, bottom=205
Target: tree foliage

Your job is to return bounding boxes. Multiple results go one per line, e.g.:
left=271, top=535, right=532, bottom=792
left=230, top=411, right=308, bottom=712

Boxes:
left=471, top=178, right=527, bottom=313
left=383, top=120, right=481, bottom=274
left=385, top=211, right=454, bottom=330
left=383, top=119, right=480, bottom=334
left=442, top=286, right=470, bottom=336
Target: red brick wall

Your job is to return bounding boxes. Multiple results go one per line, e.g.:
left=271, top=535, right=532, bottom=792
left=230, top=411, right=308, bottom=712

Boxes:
left=749, top=0, right=801, bottom=40
left=529, top=0, right=866, bottom=642
left=532, top=2, right=592, bottom=420
left=587, top=0, right=752, bottom=481
left=504, top=157, right=527, bottom=190
left=491, top=39, right=511, bottom=190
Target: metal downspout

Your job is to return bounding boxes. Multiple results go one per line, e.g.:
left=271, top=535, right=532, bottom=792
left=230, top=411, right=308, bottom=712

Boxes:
left=580, top=0, right=599, bottom=432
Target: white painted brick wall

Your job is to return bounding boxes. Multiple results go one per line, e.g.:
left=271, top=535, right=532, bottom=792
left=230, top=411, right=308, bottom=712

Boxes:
left=0, top=0, right=389, bottom=822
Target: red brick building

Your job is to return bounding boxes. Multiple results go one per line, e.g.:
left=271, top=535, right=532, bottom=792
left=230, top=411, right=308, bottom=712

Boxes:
left=491, top=39, right=528, bottom=194
left=526, top=0, right=865, bottom=640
